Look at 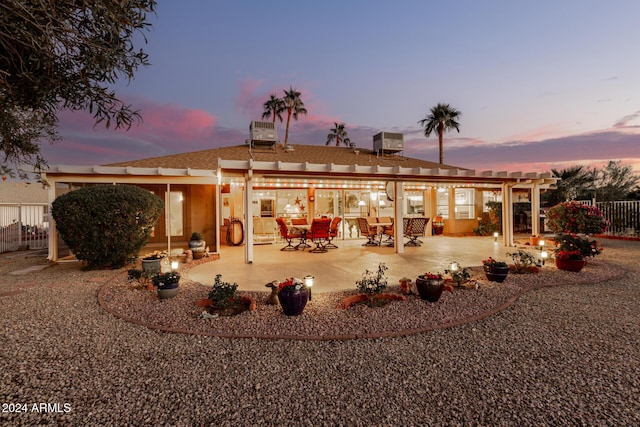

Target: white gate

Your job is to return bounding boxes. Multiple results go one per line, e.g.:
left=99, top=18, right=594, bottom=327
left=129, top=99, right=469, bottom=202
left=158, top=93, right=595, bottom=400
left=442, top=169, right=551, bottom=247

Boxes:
left=0, top=203, right=50, bottom=253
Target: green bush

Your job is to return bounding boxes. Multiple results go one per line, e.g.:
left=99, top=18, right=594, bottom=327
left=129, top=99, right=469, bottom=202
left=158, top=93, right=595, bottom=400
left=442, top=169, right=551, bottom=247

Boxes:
left=51, top=184, right=164, bottom=269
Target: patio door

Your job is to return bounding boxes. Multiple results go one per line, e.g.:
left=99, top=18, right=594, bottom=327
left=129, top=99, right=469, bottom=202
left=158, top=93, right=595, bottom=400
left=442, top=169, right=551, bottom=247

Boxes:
left=139, top=184, right=187, bottom=244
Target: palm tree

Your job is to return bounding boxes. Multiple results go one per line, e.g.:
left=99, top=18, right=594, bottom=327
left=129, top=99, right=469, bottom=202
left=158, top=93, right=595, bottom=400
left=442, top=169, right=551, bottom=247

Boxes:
left=283, top=86, right=307, bottom=146
left=261, top=94, right=285, bottom=123
left=326, top=122, right=351, bottom=146
left=418, top=103, right=461, bottom=164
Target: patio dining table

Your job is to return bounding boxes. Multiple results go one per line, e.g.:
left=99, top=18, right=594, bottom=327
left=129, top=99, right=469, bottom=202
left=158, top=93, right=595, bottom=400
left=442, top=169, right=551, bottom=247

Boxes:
left=367, top=220, right=393, bottom=246
left=291, top=224, right=312, bottom=250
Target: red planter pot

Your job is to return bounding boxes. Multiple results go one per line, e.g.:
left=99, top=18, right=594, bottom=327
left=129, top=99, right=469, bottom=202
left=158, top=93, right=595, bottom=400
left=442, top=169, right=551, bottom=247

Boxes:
left=555, top=258, right=586, bottom=272
left=483, top=265, right=509, bottom=283
left=278, top=288, right=309, bottom=316
left=415, top=276, right=444, bottom=302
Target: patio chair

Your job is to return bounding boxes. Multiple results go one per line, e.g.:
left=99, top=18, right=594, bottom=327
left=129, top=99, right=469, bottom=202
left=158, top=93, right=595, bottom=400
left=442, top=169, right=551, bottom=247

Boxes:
left=325, top=217, right=342, bottom=249
left=275, top=218, right=299, bottom=251
left=307, top=218, right=332, bottom=253
left=406, top=217, right=428, bottom=246
left=377, top=217, right=394, bottom=246
left=291, top=218, right=308, bottom=226
left=357, top=217, right=379, bottom=246
left=402, top=218, right=411, bottom=240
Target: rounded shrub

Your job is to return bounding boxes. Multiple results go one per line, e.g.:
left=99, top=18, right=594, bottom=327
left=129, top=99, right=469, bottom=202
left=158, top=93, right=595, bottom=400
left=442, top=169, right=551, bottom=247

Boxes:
left=546, top=201, right=608, bottom=235
left=52, top=184, right=164, bottom=269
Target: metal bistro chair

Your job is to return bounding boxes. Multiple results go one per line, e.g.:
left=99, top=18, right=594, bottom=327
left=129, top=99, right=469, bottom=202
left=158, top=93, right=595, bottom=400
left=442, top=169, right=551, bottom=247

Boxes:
left=275, top=218, right=300, bottom=251
left=325, top=217, right=342, bottom=249
left=357, top=217, right=379, bottom=246
left=406, top=217, right=428, bottom=246
left=307, top=218, right=332, bottom=253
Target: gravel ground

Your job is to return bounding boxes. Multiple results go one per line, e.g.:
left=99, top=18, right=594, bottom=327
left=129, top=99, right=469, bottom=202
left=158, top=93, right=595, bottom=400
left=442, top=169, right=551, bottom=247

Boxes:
left=1, top=239, right=639, bottom=426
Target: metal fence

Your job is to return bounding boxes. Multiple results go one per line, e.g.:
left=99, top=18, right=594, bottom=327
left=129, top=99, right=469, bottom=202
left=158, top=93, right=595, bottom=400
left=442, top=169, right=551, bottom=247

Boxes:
left=0, top=203, right=50, bottom=253
left=578, top=200, right=640, bottom=236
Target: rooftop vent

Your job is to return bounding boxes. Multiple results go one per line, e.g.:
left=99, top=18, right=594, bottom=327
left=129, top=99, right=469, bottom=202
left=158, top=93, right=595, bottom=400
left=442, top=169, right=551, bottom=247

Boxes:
left=249, top=121, right=277, bottom=149
left=373, top=132, right=404, bottom=154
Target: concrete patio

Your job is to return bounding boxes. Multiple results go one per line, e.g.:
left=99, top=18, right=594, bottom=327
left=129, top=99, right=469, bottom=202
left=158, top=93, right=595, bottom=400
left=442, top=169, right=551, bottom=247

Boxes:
left=186, top=234, right=538, bottom=292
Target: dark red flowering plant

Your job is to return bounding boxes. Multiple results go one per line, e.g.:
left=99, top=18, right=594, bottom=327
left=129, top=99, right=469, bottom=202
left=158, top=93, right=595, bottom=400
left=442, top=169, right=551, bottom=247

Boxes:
left=278, top=277, right=306, bottom=293
left=422, top=272, right=443, bottom=280
left=553, top=233, right=603, bottom=260
left=554, top=249, right=584, bottom=261
left=482, top=257, right=508, bottom=270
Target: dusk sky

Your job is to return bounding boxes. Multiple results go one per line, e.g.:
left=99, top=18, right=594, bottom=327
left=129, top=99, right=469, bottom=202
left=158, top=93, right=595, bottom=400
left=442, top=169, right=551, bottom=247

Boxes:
left=43, top=0, right=640, bottom=174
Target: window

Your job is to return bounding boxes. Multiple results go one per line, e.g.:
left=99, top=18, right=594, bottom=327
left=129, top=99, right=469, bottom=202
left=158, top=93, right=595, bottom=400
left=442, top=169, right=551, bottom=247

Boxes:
left=405, top=191, right=423, bottom=216
left=482, top=191, right=502, bottom=213
left=436, top=189, right=449, bottom=219
left=167, top=191, right=184, bottom=236
left=454, top=188, right=475, bottom=219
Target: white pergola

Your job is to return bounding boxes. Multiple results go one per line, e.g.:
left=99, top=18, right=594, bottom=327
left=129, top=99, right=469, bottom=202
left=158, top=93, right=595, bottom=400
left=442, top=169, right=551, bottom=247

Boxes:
left=42, top=161, right=556, bottom=263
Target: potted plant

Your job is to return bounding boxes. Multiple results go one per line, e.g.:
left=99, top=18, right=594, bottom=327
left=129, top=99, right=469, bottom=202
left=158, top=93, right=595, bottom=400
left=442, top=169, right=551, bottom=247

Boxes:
left=141, top=250, right=167, bottom=275
left=415, top=272, right=445, bottom=302
left=482, top=257, right=509, bottom=282
left=553, top=233, right=602, bottom=272
left=152, top=271, right=180, bottom=299
left=506, top=250, right=539, bottom=274
left=189, top=232, right=206, bottom=259
left=355, top=263, right=390, bottom=306
left=277, top=277, right=309, bottom=316
left=444, top=262, right=471, bottom=287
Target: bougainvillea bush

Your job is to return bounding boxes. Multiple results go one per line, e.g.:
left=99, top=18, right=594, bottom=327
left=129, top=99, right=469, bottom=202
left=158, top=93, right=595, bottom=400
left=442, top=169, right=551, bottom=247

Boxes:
left=546, top=201, right=608, bottom=235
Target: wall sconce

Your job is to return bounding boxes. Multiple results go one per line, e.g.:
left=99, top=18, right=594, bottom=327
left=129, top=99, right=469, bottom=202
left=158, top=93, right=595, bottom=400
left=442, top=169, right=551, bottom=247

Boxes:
left=493, top=231, right=499, bottom=242
left=304, top=275, right=314, bottom=300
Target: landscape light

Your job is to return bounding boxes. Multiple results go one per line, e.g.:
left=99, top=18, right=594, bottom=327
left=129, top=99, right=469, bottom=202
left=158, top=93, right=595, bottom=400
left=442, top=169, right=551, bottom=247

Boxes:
left=304, top=275, right=314, bottom=300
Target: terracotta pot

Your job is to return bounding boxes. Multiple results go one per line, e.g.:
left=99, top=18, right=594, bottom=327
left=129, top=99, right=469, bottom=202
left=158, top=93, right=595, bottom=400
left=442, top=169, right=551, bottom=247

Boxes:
left=415, top=276, right=444, bottom=302
left=555, top=258, right=586, bottom=272
left=483, top=265, right=509, bottom=283
left=278, top=288, right=309, bottom=316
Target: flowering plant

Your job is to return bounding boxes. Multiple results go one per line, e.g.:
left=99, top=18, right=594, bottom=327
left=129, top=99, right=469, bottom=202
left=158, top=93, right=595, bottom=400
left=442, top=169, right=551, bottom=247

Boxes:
left=482, top=257, right=508, bottom=269
left=356, top=263, right=388, bottom=296
left=422, top=272, right=443, bottom=280
left=546, top=201, right=607, bottom=235
left=554, top=250, right=584, bottom=261
left=142, top=250, right=167, bottom=260
left=152, top=271, right=180, bottom=287
left=279, top=277, right=306, bottom=292
left=554, top=233, right=602, bottom=259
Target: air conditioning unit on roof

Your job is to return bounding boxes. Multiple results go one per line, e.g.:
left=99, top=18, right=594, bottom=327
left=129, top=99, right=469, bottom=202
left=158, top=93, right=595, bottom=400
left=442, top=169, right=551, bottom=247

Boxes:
left=250, top=121, right=277, bottom=147
left=373, top=132, right=404, bottom=154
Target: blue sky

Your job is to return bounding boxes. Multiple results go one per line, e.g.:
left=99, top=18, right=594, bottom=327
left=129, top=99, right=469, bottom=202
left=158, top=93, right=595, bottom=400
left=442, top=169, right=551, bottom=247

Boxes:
left=46, top=0, right=640, bottom=173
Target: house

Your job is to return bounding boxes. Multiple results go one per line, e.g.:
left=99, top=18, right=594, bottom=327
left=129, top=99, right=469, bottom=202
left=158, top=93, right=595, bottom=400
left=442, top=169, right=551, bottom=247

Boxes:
left=41, top=142, right=556, bottom=263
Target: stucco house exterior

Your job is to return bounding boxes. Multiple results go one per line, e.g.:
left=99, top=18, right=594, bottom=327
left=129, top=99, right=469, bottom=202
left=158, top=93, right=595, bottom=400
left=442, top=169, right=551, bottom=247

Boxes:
left=41, top=142, right=556, bottom=263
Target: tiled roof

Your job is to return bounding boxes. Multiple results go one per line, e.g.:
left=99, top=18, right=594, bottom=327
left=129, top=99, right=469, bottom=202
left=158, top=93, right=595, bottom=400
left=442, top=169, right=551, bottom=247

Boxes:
left=107, top=144, right=463, bottom=171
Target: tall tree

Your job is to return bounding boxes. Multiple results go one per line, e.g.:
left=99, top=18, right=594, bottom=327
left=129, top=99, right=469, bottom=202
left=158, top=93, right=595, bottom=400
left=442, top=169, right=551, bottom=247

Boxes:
left=543, top=166, right=597, bottom=206
left=595, top=160, right=640, bottom=202
left=0, top=0, right=156, bottom=177
left=261, top=94, right=285, bottom=123
left=326, top=122, right=351, bottom=146
left=282, top=87, right=307, bottom=146
left=418, top=103, right=461, bottom=164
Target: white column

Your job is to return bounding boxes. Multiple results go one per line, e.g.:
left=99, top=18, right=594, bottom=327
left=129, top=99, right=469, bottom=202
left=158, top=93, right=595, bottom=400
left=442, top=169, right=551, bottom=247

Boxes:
left=166, top=183, right=171, bottom=255
left=244, top=172, right=253, bottom=264
left=531, top=183, right=540, bottom=236
left=394, top=181, right=404, bottom=254
left=501, top=183, right=514, bottom=246
left=46, top=180, right=58, bottom=261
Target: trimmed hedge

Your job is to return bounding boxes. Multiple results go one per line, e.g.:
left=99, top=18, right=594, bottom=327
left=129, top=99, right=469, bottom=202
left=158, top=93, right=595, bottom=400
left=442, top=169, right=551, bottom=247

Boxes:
left=52, top=184, right=164, bottom=269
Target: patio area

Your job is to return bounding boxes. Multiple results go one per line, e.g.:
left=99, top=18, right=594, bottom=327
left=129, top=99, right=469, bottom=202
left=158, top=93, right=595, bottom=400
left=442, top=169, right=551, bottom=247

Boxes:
left=186, top=234, right=534, bottom=292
